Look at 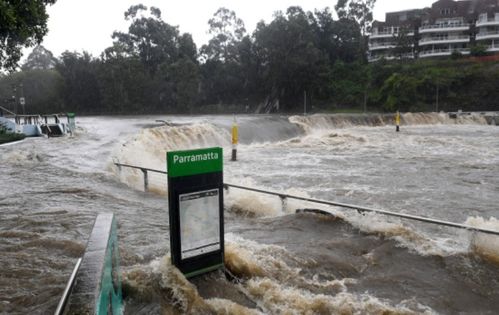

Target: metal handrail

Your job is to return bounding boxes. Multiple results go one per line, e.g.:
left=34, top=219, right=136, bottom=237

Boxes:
left=114, top=162, right=167, bottom=174
left=419, top=35, right=469, bottom=43
left=224, top=183, right=499, bottom=236
left=420, top=23, right=470, bottom=30
left=113, top=162, right=499, bottom=236
left=420, top=48, right=470, bottom=55
left=476, top=18, right=499, bottom=25
left=476, top=31, right=499, bottom=38
left=54, top=258, right=82, bottom=315
left=0, top=105, right=16, bottom=116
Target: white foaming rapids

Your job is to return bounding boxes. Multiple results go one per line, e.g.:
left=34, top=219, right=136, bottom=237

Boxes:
left=289, top=112, right=488, bottom=134
left=112, top=123, right=230, bottom=191
left=225, top=234, right=435, bottom=315
left=246, top=278, right=435, bottom=315
left=274, top=131, right=367, bottom=149
left=340, top=211, right=469, bottom=257
left=123, top=256, right=260, bottom=314
left=225, top=178, right=315, bottom=217
left=465, top=216, right=499, bottom=264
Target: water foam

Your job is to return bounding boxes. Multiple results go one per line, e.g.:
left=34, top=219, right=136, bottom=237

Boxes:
left=0, top=147, right=46, bottom=164
left=225, top=234, right=435, bottom=315
left=225, top=178, right=315, bottom=218
left=465, top=216, right=499, bottom=264
left=112, top=123, right=230, bottom=191
left=339, top=211, right=468, bottom=257
left=289, top=112, right=489, bottom=135
left=123, top=256, right=259, bottom=314
left=246, top=278, right=433, bottom=315
left=273, top=131, right=368, bottom=149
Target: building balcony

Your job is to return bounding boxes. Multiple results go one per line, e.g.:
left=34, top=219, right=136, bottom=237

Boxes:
left=419, top=35, right=470, bottom=46
left=368, top=42, right=396, bottom=50
left=476, top=31, right=499, bottom=40
left=370, top=31, right=396, bottom=39
left=370, top=31, right=414, bottom=39
left=419, top=23, right=470, bottom=33
left=419, top=48, right=470, bottom=58
left=487, top=44, right=499, bottom=52
left=476, top=17, right=499, bottom=27
left=368, top=53, right=414, bottom=62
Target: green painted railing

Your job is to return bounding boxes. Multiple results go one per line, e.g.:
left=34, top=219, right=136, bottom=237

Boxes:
left=59, top=213, right=123, bottom=315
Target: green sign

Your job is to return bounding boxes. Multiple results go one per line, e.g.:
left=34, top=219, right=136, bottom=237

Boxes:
left=167, top=147, right=222, bottom=178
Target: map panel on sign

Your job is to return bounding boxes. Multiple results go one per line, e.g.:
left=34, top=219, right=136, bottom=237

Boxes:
left=179, top=189, right=220, bottom=259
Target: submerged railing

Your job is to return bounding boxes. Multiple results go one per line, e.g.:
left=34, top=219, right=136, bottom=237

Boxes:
left=113, top=162, right=499, bottom=237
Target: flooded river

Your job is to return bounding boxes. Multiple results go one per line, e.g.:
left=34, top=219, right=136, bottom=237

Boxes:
left=1, top=113, right=498, bottom=314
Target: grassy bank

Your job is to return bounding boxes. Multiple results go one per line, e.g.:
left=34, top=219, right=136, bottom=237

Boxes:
left=0, top=133, right=26, bottom=144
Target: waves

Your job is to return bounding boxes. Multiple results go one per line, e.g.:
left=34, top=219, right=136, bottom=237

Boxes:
left=110, top=112, right=493, bottom=167
left=112, top=123, right=230, bottom=191
left=289, top=112, right=490, bottom=134
left=466, top=216, right=499, bottom=264
left=111, top=113, right=499, bottom=263
left=122, top=235, right=436, bottom=314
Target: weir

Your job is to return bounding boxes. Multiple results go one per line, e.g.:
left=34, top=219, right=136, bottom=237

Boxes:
left=113, top=162, right=499, bottom=237
left=56, top=213, right=123, bottom=315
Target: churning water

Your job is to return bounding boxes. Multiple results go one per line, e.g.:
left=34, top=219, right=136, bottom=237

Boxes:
left=1, top=113, right=499, bottom=314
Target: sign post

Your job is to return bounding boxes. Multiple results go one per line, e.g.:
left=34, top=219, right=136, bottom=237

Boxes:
left=67, top=113, right=76, bottom=135
left=167, top=147, right=224, bottom=278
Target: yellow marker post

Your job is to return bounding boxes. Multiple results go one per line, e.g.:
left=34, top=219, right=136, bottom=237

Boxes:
left=231, top=117, right=238, bottom=161
left=395, top=111, right=401, bottom=132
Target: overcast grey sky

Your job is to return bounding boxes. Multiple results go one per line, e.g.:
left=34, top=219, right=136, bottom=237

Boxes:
left=38, top=0, right=436, bottom=58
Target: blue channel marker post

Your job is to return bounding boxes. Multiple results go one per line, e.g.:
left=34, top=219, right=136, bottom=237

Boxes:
left=167, top=147, right=225, bottom=278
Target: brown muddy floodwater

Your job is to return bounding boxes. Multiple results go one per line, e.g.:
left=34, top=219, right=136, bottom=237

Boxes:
left=1, top=113, right=499, bottom=314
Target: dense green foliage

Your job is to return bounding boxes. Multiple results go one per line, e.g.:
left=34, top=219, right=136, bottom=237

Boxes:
left=0, top=132, right=25, bottom=144
left=0, top=0, right=56, bottom=71
left=1, top=3, right=499, bottom=114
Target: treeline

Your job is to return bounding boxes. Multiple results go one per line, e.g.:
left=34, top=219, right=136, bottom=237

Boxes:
left=1, top=3, right=499, bottom=115
left=369, top=58, right=499, bottom=112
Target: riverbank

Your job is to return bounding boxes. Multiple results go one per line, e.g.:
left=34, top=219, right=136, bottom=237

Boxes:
left=0, top=133, right=26, bottom=145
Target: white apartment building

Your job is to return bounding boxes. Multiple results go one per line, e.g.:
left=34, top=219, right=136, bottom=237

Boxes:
left=368, top=10, right=420, bottom=62
left=476, top=12, right=499, bottom=52
left=368, top=0, right=499, bottom=62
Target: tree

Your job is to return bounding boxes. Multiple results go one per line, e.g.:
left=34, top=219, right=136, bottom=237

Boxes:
left=200, top=8, right=249, bottom=105
left=55, top=51, right=101, bottom=112
left=166, top=58, right=200, bottom=112
left=314, top=8, right=362, bottom=64
left=470, top=44, right=488, bottom=57
left=252, top=7, right=325, bottom=111
left=335, top=0, right=376, bottom=36
left=112, top=5, right=187, bottom=76
left=0, top=69, right=64, bottom=113
left=391, top=29, right=413, bottom=60
left=380, top=72, right=420, bottom=111
left=330, top=61, right=366, bottom=108
left=201, top=7, right=246, bottom=62
left=0, top=0, right=57, bottom=71
left=334, top=0, right=376, bottom=60
left=22, top=45, right=57, bottom=70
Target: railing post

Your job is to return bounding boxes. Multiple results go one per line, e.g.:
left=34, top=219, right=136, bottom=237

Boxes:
left=142, top=169, right=148, bottom=192
left=280, top=195, right=287, bottom=213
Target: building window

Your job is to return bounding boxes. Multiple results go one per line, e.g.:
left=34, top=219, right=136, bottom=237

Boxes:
left=440, top=8, right=451, bottom=16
